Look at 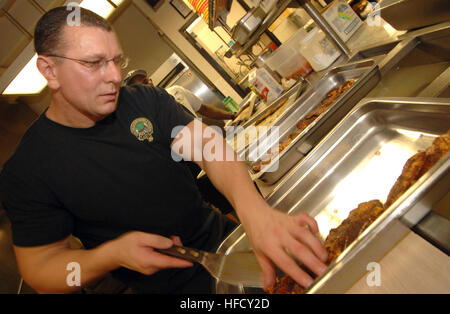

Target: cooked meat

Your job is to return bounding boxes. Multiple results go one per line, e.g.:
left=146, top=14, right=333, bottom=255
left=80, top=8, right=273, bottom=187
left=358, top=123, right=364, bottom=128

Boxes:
left=252, top=80, right=355, bottom=173
left=255, top=97, right=289, bottom=126
left=385, top=130, right=450, bottom=208
left=384, top=151, right=427, bottom=208
left=324, top=200, right=385, bottom=264
left=269, top=200, right=386, bottom=294
left=268, top=276, right=303, bottom=294
left=269, top=130, right=449, bottom=294
left=252, top=163, right=261, bottom=173
left=420, top=130, right=450, bottom=176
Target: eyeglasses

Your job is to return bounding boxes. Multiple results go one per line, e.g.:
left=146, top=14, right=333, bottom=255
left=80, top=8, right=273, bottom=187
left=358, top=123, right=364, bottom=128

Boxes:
left=46, top=54, right=129, bottom=72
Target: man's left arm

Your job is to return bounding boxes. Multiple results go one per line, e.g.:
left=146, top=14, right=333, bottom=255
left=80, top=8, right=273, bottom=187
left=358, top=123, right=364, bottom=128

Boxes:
left=170, top=119, right=328, bottom=291
left=197, top=104, right=235, bottom=120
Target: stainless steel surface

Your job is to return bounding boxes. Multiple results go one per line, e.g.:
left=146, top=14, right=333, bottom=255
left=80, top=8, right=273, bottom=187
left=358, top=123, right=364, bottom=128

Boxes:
left=157, top=245, right=263, bottom=287
left=412, top=211, right=450, bottom=254
left=347, top=24, right=450, bottom=98
left=296, top=0, right=352, bottom=58
left=349, top=22, right=449, bottom=67
left=418, top=66, right=450, bottom=97
left=376, top=37, right=419, bottom=76
left=170, top=68, right=224, bottom=109
left=376, top=0, right=450, bottom=31
left=228, top=0, right=292, bottom=58
left=367, top=47, right=450, bottom=98
left=215, top=97, right=450, bottom=294
left=249, top=59, right=380, bottom=184
left=232, top=7, right=266, bottom=45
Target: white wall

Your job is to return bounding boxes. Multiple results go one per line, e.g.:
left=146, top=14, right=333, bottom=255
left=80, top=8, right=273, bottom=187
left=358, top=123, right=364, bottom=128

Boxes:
left=113, top=4, right=174, bottom=77
left=133, top=0, right=242, bottom=102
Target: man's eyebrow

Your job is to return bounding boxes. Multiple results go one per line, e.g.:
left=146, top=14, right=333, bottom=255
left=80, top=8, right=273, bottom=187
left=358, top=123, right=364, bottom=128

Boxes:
left=83, top=53, right=122, bottom=60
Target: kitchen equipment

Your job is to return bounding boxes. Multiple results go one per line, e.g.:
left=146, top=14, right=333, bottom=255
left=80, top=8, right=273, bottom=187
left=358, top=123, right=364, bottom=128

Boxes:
left=215, top=97, right=450, bottom=294
left=375, top=0, right=450, bottom=31
left=231, top=6, right=266, bottom=46
left=151, top=53, right=224, bottom=109
left=156, top=245, right=263, bottom=287
left=248, top=67, right=284, bottom=103
left=265, top=43, right=312, bottom=80
left=248, top=58, right=380, bottom=184
left=298, top=27, right=342, bottom=72
left=321, top=0, right=363, bottom=43
left=226, top=79, right=308, bottom=158
left=347, top=23, right=450, bottom=97
left=225, top=0, right=292, bottom=58
left=234, top=93, right=257, bottom=125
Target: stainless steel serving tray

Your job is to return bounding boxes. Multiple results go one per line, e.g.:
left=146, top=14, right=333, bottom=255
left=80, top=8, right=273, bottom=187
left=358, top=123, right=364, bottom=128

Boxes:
left=226, top=80, right=308, bottom=158
left=215, top=97, right=450, bottom=294
left=247, top=59, right=381, bottom=184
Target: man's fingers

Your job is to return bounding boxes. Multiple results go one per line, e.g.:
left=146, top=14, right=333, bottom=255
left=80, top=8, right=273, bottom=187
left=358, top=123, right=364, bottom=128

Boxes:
left=284, top=236, right=327, bottom=277
left=151, top=251, right=193, bottom=269
left=134, top=232, right=193, bottom=270
left=268, top=246, right=315, bottom=289
left=254, top=252, right=276, bottom=290
left=137, top=232, right=174, bottom=249
left=170, top=235, right=183, bottom=246
left=289, top=224, right=328, bottom=263
left=294, top=213, right=320, bottom=235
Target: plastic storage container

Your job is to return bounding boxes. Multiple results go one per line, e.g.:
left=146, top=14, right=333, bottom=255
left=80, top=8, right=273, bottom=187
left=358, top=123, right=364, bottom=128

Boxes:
left=298, top=27, right=341, bottom=72
left=265, top=43, right=312, bottom=80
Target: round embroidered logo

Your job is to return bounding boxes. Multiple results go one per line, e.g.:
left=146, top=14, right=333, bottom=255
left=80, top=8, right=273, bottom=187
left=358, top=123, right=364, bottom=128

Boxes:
left=130, top=117, right=153, bottom=142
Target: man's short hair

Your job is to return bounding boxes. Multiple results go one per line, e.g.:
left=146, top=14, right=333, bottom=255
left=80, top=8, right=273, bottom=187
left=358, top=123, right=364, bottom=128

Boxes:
left=34, top=5, right=113, bottom=55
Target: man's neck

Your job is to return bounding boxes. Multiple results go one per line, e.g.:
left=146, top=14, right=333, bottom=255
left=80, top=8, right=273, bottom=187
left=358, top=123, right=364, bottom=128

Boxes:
left=45, top=96, right=98, bottom=128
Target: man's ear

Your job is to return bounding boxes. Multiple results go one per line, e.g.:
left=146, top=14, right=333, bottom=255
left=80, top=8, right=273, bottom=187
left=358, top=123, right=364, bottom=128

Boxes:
left=36, top=55, right=60, bottom=90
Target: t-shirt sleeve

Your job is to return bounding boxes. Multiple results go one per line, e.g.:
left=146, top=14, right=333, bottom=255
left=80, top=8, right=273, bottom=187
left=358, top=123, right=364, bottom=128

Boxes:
left=0, top=169, right=74, bottom=247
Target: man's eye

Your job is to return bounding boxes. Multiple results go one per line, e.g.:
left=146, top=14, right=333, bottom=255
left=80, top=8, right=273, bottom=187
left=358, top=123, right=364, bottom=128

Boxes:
left=85, top=60, right=102, bottom=68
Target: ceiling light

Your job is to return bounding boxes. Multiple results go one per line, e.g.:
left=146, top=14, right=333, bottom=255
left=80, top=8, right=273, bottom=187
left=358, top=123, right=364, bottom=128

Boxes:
left=80, top=0, right=115, bottom=18
left=110, top=0, right=126, bottom=5
left=2, top=54, right=47, bottom=95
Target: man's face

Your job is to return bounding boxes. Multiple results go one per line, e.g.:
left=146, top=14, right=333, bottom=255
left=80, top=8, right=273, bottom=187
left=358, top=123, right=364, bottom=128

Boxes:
left=52, top=26, right=123, bottom=122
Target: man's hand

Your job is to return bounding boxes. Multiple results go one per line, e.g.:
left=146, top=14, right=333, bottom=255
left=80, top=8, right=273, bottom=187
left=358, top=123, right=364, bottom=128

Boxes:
left=241, top=205, right=328, bottom=291
left=111, top=231, right=193, bottom=276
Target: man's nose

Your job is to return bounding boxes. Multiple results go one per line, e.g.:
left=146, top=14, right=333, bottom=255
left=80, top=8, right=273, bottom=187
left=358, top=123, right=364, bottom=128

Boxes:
left=103, top=60, right=122, bottom=85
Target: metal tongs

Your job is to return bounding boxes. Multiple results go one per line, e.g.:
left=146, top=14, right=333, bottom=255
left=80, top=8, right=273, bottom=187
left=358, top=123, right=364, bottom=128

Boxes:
left=156, top=245, right=264, bottom=287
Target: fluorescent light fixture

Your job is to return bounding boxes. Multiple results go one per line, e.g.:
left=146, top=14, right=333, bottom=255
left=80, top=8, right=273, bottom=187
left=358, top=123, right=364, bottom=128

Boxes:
left=110, top=0, right=126, bottom=5
left=80, top=0, right=115, bottom=18
left=2, top=54, right=47, bottom=95
left=186, top=16, right=203, bottom=33
left=2, top=0, right=120, bottom=95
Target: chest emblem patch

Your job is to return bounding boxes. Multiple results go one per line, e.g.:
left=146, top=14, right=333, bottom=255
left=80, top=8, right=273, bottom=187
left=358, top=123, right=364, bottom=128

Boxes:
left=130, top=117, right=154, bottom=142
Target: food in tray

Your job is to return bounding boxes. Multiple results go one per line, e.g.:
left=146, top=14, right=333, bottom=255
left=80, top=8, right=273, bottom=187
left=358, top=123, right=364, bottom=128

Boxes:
left=385, top=130, right=450, bottom=208
left=252, top=79, right=356, bottom=173
left=231, top=98, right=289, bottom=152
left=254, top=97, right=289, bottom=127
left=269, top=199, right=385, bottom=294
left=268, top=130, right=450, bottom=294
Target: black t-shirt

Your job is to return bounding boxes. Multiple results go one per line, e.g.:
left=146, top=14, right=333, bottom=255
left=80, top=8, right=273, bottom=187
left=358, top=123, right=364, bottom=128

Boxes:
left=0, top=84, right=236, bottom=293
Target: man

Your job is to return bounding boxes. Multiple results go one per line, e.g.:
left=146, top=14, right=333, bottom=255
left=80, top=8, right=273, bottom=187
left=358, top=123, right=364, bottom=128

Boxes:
left=0, top=6, right=327, bottom=293
left=123, top=69, right=235, bottom=120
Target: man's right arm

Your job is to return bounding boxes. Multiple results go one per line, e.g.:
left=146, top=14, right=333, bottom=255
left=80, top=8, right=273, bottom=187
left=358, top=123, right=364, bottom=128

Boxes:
left=13, top=231, right=193, bottom=294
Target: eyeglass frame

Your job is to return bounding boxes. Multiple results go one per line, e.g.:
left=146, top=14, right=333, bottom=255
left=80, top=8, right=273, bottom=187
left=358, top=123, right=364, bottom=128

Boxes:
left=44, top=54, right=129, bottom=72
